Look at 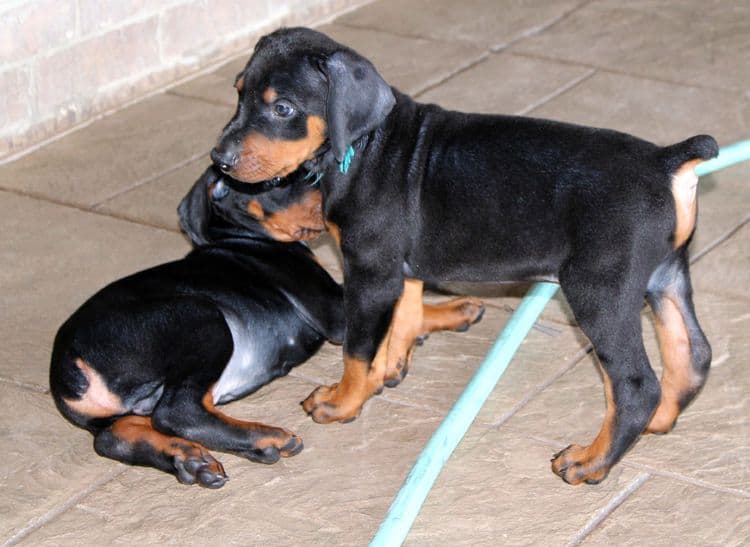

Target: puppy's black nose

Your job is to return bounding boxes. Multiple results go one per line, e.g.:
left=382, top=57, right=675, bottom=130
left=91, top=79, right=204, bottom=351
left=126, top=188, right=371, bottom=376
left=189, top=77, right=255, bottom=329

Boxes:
left=211, top=147, right=238, bottom=173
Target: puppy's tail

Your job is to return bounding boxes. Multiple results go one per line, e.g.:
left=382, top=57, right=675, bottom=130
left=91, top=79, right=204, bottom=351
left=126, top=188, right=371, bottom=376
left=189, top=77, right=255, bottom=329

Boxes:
left=660, top=135, right=718, bottom=249
left=660, top=134, right=719, bottom=175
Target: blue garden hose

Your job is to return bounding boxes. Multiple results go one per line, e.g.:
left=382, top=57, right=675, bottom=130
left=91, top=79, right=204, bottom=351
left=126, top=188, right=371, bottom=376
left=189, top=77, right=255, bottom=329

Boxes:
left=370, top=139, right=750, bottom=547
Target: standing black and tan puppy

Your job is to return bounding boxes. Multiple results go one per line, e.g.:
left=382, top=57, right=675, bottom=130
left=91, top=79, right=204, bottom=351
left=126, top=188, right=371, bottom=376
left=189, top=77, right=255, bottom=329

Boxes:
left=212, top=27, right=717, bottom=485
left=50, top=166, right=483, bottom=487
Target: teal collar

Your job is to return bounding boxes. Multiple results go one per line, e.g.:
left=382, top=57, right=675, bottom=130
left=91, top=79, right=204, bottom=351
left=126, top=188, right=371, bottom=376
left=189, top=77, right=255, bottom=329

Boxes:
left=304, top=143, right=356, bottom=184
left=339, top=145, right=356, bottom=174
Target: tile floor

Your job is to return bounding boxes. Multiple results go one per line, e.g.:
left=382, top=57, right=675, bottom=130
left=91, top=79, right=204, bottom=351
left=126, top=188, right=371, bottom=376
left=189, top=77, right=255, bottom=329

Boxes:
left=1, top=1, right=748, bottom=545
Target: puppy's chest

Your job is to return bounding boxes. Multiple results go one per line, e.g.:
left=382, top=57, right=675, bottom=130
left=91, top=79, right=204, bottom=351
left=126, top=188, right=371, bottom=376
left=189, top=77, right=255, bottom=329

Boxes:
left=211, top=309, right=273, bottom=405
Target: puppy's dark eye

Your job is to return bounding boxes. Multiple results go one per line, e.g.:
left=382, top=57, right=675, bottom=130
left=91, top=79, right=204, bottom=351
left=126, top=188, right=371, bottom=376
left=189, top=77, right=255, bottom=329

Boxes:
left=273, top=101, right=295, bottom=118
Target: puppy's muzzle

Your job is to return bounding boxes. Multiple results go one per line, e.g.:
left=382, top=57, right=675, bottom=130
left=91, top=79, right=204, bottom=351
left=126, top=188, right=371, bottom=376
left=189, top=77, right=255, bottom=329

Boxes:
left=211, top=147, right=238, bottom=174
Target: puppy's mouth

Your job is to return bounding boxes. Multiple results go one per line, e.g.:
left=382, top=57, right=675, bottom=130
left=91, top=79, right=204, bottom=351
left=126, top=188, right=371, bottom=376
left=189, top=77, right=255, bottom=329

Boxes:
left=224, top=117, right=327, bottom=184
left=261, top=223, right=324, bottom=242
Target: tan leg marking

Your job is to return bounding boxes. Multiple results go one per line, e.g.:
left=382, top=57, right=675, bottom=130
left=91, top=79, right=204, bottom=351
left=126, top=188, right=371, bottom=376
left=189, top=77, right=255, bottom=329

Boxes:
left=301, top=349, right=387, bottom=424
left=646, top=296, right=697, bottom=434
left=672, top=159, right=703, bottom=249
left=421, top=297, right=485, bottom=335
left=383, top=279, right=424, bottom=385
left=384, top=283, right=485, bottom=386
left=201, top=391, right=301, bottom=456
left=110, top=415, right=226, bottom=485
left=63, top=358, right=125, bottom=418
left=551, top=366, right=615, bottom=485
left=112, top=416, right=208, bottom=457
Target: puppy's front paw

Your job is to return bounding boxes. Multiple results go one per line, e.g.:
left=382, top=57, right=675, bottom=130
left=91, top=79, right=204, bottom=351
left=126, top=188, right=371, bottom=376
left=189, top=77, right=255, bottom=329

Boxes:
left=550, top=444, right=611, bottom=485
left=301, top=383, right=364, bottom=424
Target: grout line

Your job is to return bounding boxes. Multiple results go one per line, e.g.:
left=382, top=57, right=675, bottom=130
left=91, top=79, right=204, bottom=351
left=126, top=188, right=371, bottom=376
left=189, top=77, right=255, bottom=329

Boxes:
left=332, top=21, right=470, bottom=45
left=89, top=151, right=207, bottom=209
left=620, top=461, right=750, bottom=499
left=412, top=52, right=491, bottom=99
left=0, top=186, right=181, bottom=235
left=489, top=345, right=593, bottom=428
left=165, top=89, right=235, bottom=108
left=508, top=50, right=745, bottom=96
left=288, top=369, right=327, bottom=386
left=515, top=69, right=597, bottom=116
left=289, top=368, right=453, bottom=417
left=565, top=471, right=652, bottom=547
left=1, top=467, right=127, bottom=547
left=529, top=434, right=750, bottom=499
left=493, top=0, right=596, bottom=53
left=376, top=393, right=446, bottom=416
left=690, top=213, right=750, bottom=264
left=0, top=376, right=48, bottom=394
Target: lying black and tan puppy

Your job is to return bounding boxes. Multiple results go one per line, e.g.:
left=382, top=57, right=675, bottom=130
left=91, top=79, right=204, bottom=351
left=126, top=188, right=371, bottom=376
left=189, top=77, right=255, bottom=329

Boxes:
left=211, top=27, right=717, bottom=485
left=50, top=166, right=483, bottom=487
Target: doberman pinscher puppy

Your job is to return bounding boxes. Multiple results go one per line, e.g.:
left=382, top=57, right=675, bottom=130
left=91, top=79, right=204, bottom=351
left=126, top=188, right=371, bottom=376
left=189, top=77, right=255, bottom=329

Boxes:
left=50, top=166, right=483, bottom=487
left=211, top=27, right=717, bottom=485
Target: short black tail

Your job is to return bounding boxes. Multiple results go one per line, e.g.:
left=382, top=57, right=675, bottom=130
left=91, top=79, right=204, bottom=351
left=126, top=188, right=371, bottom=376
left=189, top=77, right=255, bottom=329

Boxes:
left=660, top=135, right=719, bottom=175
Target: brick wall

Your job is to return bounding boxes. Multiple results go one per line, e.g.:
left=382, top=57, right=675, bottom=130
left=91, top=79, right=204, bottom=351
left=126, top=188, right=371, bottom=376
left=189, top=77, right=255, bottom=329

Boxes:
left=0, top=0, right=367, bottom=162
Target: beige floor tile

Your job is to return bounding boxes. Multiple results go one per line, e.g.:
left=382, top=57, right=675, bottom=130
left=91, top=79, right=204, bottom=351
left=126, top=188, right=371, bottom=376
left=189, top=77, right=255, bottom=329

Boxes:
left=584, top=476, right=750, bottom=546
left=173, top=23, right=488, bottom=102
left=692, top=222, right=750, bottom=301
left=512, top=0, right=750, bottom=94
left=337, top=0, right=584, bottom=48
left=93, top=158, right=208, bottom=230
left=406, top=427, right=646, bottom=546
left=0, top=192, right=189, bottom=387
left=320, top=24, right=487, bottom=95
left=0, top=94, right=230, bottom=209
left=17, top=375, right=442, bottom=546
left=0, top=384, right=121, bottom=544
left=419, top=52, right=593, bottom=113
left=527, top=71, right=748, bottom=145
left=692, top=161, right=750, bottom=260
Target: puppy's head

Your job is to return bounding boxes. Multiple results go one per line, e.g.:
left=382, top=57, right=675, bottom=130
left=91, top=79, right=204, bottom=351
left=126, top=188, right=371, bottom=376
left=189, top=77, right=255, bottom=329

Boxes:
left=178, top=166, right=325, bottom=246
left=211, top=27, right=395, bottom=183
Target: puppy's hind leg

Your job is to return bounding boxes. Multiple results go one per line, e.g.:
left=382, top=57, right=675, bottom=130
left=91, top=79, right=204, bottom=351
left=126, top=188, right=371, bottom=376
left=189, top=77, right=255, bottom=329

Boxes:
left=149, top=302, right=304, bottom=464
left=644, top=247, right=711, bottom=434
left=152, top=377, right=304, bottom=466
left=94, top=415, right=227, bottom=488
left=551, top=261, right=661, bottom=485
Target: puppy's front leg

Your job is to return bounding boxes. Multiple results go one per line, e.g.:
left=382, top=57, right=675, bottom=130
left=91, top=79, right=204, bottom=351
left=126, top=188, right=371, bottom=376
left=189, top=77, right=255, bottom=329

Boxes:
left=302, top=263, right=402, bottom=424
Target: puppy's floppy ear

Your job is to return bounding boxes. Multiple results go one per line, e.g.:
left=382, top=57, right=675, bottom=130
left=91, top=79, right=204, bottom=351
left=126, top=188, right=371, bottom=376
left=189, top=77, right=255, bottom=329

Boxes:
left=322, top=50, right=395, bottom=162
left=177, top=167, right=215, bottom=246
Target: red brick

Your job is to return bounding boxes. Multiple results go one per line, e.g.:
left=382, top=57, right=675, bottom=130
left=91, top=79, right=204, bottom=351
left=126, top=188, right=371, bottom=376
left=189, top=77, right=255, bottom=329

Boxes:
left=35, top=16, right=161, bottom=120
left=0, top=0, right=76, bottom=65
left=0, top=66, right=32, bottom=129
left=77, top=0, right=155, bottom=37
left=159, top=0, right=270, bottom=62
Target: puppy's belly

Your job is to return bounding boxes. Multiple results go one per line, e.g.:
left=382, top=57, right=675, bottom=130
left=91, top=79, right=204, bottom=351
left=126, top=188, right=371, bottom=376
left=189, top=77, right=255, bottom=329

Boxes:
left=211, top=310, right=273, bottom=405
